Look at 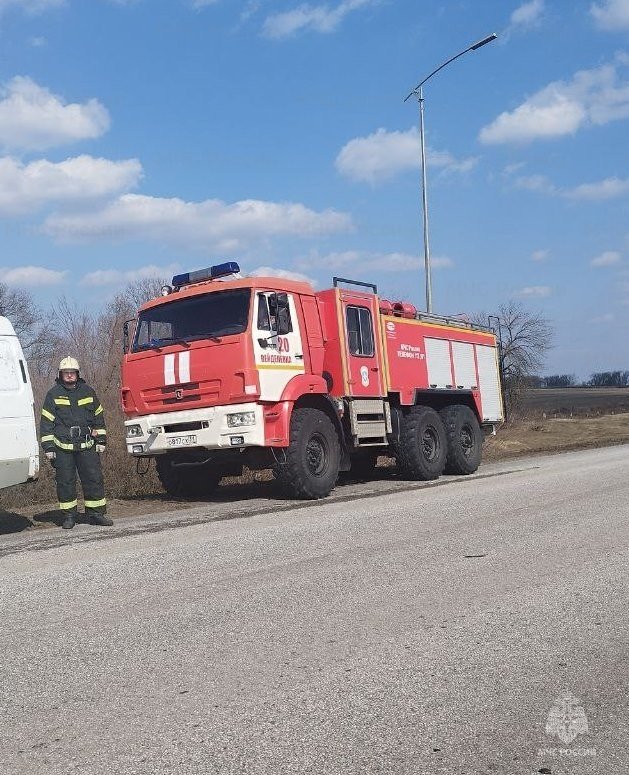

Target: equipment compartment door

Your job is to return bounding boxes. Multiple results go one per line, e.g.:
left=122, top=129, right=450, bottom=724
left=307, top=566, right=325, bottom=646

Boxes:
left=341, top=295, right=385, bottom=398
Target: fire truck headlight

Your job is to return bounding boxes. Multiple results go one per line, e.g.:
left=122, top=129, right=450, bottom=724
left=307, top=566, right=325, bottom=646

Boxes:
left=227, top=411, right=256, bottom=428
left=126, top=424, right=143, bottom=438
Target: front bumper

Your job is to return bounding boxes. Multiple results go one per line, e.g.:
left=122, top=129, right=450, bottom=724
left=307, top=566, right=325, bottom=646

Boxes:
left=125, top=403, right=265, bottom=456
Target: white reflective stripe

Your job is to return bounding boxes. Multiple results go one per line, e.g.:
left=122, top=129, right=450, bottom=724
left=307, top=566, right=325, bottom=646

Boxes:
left=178, top=351, right=190, bottom=383
left=164, top=354, right=176, bottom=385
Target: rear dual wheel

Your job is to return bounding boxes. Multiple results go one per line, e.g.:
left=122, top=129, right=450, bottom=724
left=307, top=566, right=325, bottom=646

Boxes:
left=440, top=405, right=483, bottom=475
left=396, top=406, right=447, bottom=481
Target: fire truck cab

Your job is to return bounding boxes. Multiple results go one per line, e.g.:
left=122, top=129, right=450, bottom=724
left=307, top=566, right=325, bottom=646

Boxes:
left=121, top=263, right=503, bottom=499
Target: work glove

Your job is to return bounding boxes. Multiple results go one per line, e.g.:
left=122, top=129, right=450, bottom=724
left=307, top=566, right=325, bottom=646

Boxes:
left=96, top=444, right=106, bottom=454
left=45, top=451, right=56, bottom=462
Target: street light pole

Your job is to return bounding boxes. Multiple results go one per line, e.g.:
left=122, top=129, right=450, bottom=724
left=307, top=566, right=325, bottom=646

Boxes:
left=404, top=33, right=497, bottom=313
left=417, top=86, right=431, bottom=314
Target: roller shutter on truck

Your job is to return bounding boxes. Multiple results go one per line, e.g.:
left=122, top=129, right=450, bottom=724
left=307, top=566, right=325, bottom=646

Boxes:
left=451, top=341, right=477, bottom=389
left=424, top=336, right=503, bottom=422
left=424, top=338, right=452, bottom=388
left=475, top=344, right=503, bottom=422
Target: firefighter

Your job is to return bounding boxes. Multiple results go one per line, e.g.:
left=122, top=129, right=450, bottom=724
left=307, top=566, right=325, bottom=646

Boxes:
left=40, top=357, right=113, bottom=530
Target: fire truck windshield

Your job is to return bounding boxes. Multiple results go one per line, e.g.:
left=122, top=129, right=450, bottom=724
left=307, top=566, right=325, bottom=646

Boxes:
left=133, top=288, right=251, bottom=351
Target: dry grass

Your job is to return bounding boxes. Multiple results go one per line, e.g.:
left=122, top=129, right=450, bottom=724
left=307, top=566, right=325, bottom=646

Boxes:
left=484, top=412, right=629, bottom=462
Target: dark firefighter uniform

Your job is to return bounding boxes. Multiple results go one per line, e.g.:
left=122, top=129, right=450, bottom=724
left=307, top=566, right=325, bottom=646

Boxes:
left=40, top=378, right=108, bottom=522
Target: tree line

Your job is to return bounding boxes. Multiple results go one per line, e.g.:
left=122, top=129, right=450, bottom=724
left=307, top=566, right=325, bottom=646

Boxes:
left=527, top=372, right=629, bottom=388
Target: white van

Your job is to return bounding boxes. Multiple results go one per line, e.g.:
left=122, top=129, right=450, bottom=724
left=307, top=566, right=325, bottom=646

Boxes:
left=0, top=316, right=39, bottom=489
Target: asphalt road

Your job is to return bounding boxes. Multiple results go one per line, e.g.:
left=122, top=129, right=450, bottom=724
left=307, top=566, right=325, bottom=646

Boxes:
left=1, top=446, right=628, bottom=775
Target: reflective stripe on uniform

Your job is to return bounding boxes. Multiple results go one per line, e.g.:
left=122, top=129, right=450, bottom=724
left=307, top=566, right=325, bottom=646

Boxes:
left=84, top=498, right=107, bottom=509
left=54, top=397, right=71, bottom=406
left=59, top=499, right=78, bottom=511
left=94, top=405, right=104, bottom=415
left=41, top=434, right=55, bottom=443
left=53, top=437, right=95, bottom=451
left=41, top=408, right=55, bottom=421
left=93, top=429, right=107, bottom=436
left=78, top=396, right=94, bottom=406
left=53, top=438, right=74, bottom=450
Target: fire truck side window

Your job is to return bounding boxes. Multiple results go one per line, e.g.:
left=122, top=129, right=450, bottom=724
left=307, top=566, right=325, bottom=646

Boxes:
left=259, top=292, right=293, bottom=334
left=345, top=306, right=374, bottom=357
left=257, top=294, right=271, bottom=331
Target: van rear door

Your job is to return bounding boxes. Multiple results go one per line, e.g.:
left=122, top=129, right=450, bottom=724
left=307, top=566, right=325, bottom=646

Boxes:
left=0, top=317, right=39, bottom=489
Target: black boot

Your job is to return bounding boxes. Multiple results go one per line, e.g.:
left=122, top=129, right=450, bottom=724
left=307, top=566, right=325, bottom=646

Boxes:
left=62, top=513, right=76, bottom=530
left=90, top=512, right=113, bottom=527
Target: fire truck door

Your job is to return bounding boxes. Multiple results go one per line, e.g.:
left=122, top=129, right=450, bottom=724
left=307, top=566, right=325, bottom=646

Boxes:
left=341, top=295, right=384, bottom=397
left=253, top=291, right=305, bottom=402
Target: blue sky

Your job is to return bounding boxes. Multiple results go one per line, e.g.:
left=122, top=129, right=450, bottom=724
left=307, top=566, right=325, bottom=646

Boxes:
left=0, top=0, right=628, bottom=378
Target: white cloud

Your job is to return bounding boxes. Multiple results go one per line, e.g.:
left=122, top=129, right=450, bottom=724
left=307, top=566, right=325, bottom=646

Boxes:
left=0, top=265, right=67, bottom=286
left=0, top=77, right=110, bottom=152
left=44, top=194, right=353, bottom=250
left=590, top=250, right=622, bottom=266
left=0, top=0, right=63, bottom=12
left=564, top=177, right=629, bottom=200
left=249, top=266, right=316, bottom=285
left=81, top=264, right=180, bottom=286
left=479, top=62, right=629, bottom=144
left=531, top=249, right=549, bottom=262
left=190, top=0, right=219, bottom=7
left=512, top=173, right=629, bottom=201
left=262, top=0, right=376, bottom=39
left=510, top=0, right=545, bottom=29
left=335, top=127, right=477, bottom=184
left=591, top=312, right=615, bottom=323
left=301, top=249, right=453, bottom=273
left=0, top=155, right=142, bottom=216
left=591, top=0, right=629, bottom=30
left=513, top=174, right=557, bottom=195
left=516, top=285, right=551, bottom=297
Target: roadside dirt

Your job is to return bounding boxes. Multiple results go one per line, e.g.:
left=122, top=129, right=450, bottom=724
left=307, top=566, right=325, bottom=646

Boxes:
left=483, top=412, right=629, bottom=461
left=2, top=412, right=628, bottom=534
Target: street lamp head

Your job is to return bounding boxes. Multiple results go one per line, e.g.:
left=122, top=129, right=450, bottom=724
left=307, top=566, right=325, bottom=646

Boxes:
left=470, top=32, right=498, bottom=50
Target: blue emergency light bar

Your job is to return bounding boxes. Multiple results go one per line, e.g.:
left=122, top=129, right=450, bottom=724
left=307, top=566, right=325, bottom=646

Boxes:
left=172, top=262, right=240, bottom=288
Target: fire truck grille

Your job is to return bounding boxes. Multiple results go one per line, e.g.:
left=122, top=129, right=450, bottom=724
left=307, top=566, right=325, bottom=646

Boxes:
left=140, top=380, right=221, bottom=408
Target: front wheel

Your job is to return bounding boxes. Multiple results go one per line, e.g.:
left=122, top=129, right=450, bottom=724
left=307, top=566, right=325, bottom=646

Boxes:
left=395, top=406, right=447, bottom=481
left=273, top=407, right=340, bottom=499
left=440, top=405, right=483, bottom=475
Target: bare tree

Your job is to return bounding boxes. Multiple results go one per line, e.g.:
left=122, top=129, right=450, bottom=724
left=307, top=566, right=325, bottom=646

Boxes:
left=476, top=300, right=553, bottom=417
left=0, top=282, right=56, bottom=371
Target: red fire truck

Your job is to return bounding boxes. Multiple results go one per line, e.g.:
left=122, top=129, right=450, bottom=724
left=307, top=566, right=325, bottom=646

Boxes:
left=121, top=262, right=503, bottom=499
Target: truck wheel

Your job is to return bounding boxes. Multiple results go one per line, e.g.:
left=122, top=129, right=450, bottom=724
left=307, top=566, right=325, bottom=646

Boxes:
left=156, top=455, right=221, bottom=498
left=440, top=405, right=483, bottom=475
left=273, top=407, right=340, bottom=499
left=396, top=406, right=447, bottom=481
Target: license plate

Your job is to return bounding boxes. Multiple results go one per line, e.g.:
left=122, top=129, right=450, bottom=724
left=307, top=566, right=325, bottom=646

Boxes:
left=167, top=434, right=197, bottom=447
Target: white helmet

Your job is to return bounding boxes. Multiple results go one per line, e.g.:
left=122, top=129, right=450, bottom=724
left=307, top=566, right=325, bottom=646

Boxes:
left=59, top=356, right=80, bottom=373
